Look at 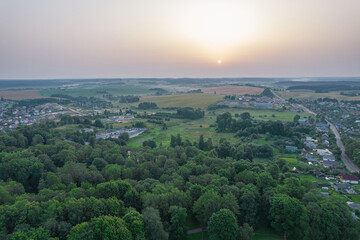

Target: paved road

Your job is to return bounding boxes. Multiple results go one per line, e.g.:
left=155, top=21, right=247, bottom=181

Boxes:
left=294, top=104, right=316, bottom=116
left=327, top=121, right=360, bottom=173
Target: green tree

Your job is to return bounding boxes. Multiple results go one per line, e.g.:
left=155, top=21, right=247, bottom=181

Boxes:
left=239, top=184, right=259, bottom=226
left=193, top=191, right=222, bottom=226
left=269, top=194, right=308, bottom=239
left=168, top=206, right=187, bottom=240
left=143, top=207, right=168, bottom=240
left=198, top=135, right=205, bottom=150
left=240, top=112, right=251, bottom=120
left=293, top=114, right=300, bottom=123
left=208, top=209, right=239, bottom=240
left=123, top=210, right=146, bottom=240
left=68, top=216, right=131, bottom=240
left=94, top=119, right=104, bottom=128
left=238, top=223, right=253, bottom=240
left=305, top=196, right=359, bottom=240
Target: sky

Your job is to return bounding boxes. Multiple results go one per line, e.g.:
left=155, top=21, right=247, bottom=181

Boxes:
left=0, top=0, right=360, bottom=79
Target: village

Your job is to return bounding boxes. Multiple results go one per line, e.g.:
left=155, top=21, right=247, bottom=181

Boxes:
left=285, top=118, right=360, bottom=219
left=0, top=101, right=68, bottom=130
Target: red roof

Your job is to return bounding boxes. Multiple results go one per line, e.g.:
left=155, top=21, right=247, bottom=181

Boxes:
left=339, top=173, right=359, bottom=181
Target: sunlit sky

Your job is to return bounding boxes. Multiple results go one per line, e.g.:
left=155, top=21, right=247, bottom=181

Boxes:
left=0, top=0, right=360, bottom=79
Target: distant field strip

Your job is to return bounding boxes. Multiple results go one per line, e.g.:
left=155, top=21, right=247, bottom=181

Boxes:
left=0, top=90, right=46, bottom=100
left=201, top=85, right=264, bottom=95
left=139, top=94, right=222, bottom=108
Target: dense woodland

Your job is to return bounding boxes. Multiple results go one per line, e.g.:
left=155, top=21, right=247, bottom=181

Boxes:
left=0, top=115, right=359, bottom=240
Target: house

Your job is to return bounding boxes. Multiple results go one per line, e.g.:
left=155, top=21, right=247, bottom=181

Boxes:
left=306, top=142, right=317, bottom=151
left=317, top=149, right=333, bottom=156
left=323, top=161, right=340, bottom=168
left=333, top=183, right=355, bottom=194
left=306, top=137, right=312, bottom=142
left=305, top=154, right=318, bottom=163
left=314, top=169, right=325, bottom=179
left=286, top=146, right=298, bottom=152
left=338, top=174, right=359, bottom=184
left=323, top=154, right=336, bottom=161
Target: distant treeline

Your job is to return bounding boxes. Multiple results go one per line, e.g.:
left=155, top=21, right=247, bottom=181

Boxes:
left=50, top=94, right=112, bottom=108
left=16, top=98, right=71, bottom=107
left=288, top=85, right=360, bottom=92
left=119, top=95, right=140, bottom=103
left=138, top=102, right=158, bottom=109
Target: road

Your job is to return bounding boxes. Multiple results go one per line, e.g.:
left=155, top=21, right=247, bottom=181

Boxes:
left=296, top=103, right=359, bottom=172
left=327, top=121, right=360, bottom=173
left=293, top=104, right=317, bottom=116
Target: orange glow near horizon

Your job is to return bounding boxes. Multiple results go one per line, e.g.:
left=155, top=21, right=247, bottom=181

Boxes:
left=0, top=0, right=359, bottom=78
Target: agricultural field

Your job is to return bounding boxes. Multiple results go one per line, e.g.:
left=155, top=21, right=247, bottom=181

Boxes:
left=0, top=90, right=46, bottom=100
left=201, top=85, right=264, bottom=95
left=277, top=90, right=360, bottom=101
left=40, top=85, right=153, bottom=98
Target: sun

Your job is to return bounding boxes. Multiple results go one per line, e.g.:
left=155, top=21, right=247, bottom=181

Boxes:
left=217, top=60, right=222, bottom=64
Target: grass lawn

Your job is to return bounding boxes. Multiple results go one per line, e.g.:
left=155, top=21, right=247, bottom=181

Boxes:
left=348, top=194, right=360, bottom=204
left=255, top=138, right=268, bottom=145
left=298, top=174, right=329, bottom=184
left=252, top=234, right=283, bottom=240
left=280, top=157, right=298, bottom=164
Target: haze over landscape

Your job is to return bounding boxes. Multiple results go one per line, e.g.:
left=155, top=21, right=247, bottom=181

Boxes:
left=2, top=1, right=360, bottom=240
left=1, top=0, right=360, bottom=79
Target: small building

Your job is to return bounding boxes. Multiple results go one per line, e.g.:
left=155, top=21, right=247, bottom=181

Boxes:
left=315, top=169, right=325, bottom=179
left=333, top=183, right=355, bottom=193
left=323, top=161, right=340, bottom=168
left=306, top=142, right=317, bottom=151
left=323, top=154, right=336, bottom=162
left=339, top=174, right=359, bottom=184
left=317, top=149, right=333, bottom=156
left=305, top=154, right=318, bottom=163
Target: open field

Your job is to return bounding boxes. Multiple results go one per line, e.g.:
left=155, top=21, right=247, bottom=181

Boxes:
left=0, top=90, right=47, bottom=100
left=277, top=90, right=360, bottom=101
left=138, top=94, right=223, bottom=109
left=40, top=85, right=152, bottom=97
left=127, top=116, right=237, bottom=148
left=127, top=107, right=311, bottom=148
left=201, top=85, right=264, bottom=95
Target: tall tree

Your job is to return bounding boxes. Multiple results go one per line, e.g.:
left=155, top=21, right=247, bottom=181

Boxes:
left=269, top=194, right=308, bottom=239
left=143, top=207, right=168, bottom=240
left=168, top=206, right=187, bottom=240
left=208, top=209, right=239, bottom=240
